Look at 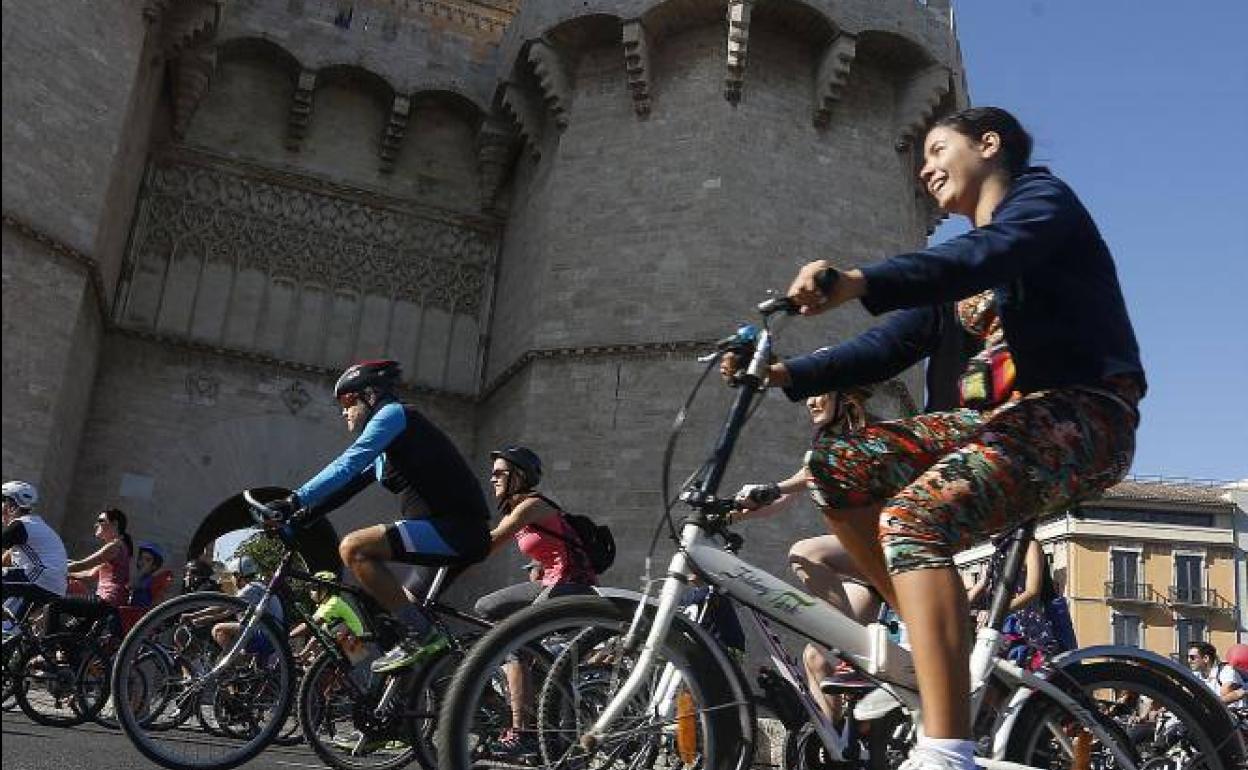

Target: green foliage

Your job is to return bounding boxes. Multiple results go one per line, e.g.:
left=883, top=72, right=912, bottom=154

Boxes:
left=234, top=531, right=287, bottom=575
left=233, top=531, right=314, bottom=609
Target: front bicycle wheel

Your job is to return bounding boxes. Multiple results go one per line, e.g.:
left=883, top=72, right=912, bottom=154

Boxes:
left=1004, top=659, right=1245, bottom=770
left=434, top=595, right=750, bottom=770
left=110, top=592, right=295, bottom=770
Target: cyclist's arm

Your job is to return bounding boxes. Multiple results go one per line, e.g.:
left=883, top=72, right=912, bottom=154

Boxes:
left=778, top=306, right=940, bottom=399
left=858, top=174, right=1081, bottom=313
left=294, top=402, right=406, bottom=512
left=732, top=468, right=809, bottom=523
left=67, top=539, right=122, bottom=573
left=1007, top=541, right=1045, bottom=612
left=489, top=496, right=557, bottom=555
left=1220, top=668, right=1245, bottom=705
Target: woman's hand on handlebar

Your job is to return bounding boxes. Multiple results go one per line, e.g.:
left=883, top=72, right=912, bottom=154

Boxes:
left=719, top=352, right=792, bottom=388
left=786, top=259, right=867, bottom=316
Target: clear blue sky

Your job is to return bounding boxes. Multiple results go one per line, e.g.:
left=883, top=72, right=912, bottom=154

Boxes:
left=930, top=0, right=1248, bottom=481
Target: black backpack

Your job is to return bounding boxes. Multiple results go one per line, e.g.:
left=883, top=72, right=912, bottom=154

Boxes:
left=529, top=495, right=616, bottom=575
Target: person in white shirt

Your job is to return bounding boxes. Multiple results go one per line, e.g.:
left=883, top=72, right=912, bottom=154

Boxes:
left=1187, top=641, right=1245, bottom=709
left=2, top=481, right=69, bottom=629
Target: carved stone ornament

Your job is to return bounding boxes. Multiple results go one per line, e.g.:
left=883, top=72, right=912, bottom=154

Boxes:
left=280, top=380, right=312, bottom=414
left=621, top=21, right=653, bottom=117
left=724, top=0, right=753, bottom=104
left=171, top=48, right=216, bottom=140
left=500, top=82, right=543, bottom=160
left=895, top=65, right=952, bottom=151
left=286, top=70, right=318, bottom=152
left=527, top=40, right=571, bottom=130
left=379, top=95, right=412, bottom=173
left=476, top=118, right=518, bottom=214
left=147, top=0, right=223, bottom=61
left=813, top=34, right=856, bottom=128
left=122, top=155, right=496, bottom=317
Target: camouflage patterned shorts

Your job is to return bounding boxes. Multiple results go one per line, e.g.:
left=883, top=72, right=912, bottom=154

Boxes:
left=805, top=384, right=1138, bottom=574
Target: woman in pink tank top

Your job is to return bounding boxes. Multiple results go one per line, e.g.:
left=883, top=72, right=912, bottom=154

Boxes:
left=67, top=507, right=133, bottom=606
left=472, top=445, right=598, bottom=756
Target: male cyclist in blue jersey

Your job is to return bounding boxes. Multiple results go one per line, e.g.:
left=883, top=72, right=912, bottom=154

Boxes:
left=265, top=359, right=491, bottom=673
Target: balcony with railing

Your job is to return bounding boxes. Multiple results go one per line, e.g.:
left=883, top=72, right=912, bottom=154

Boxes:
left=1104, top=581, right=1159, bottom=603
left=1166, top=586, right=1235, bottom=612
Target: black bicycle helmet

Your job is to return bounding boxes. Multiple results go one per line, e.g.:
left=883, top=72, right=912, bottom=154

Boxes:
left=334, top=359, right=402, bottom=399
left=490, top=445, right=542, bottom=488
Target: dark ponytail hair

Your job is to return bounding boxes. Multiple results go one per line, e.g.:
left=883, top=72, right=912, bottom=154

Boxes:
left=102, top=508, right=134, bottom=556
left=934, top=106, right=1033, bottom=176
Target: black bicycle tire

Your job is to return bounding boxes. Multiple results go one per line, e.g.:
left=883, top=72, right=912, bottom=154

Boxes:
left=297, top=648, right=418, bottom=770
left=434, top=595, right=748, bottom=770
left=1004, top=659, right=1244, bottom=770
left=15, top=633, right=103, bottom=727
left=110, top=591, right=296, bottom=770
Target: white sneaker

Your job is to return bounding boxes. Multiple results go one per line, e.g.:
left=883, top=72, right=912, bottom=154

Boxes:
left=898, top=746, right=974, bottom=770
left=853, top=686, right=901, bottom=720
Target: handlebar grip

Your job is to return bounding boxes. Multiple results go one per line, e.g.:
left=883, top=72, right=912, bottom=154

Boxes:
left=756, top=296, right=799, bottom=315
left=814, top=267, right=840, bottom=295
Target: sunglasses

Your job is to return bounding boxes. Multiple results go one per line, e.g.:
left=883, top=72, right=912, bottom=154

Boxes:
left=337, top=391, right=361, bottom=409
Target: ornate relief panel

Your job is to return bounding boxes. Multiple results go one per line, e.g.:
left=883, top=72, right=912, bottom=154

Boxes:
left=115, top=149, right=498, bottom=394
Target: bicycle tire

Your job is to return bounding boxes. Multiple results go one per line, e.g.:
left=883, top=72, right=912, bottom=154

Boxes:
left=297, top=648, right=418, bottom=770
left=1004, top=659, right=1245, bottom=770
left=435, top=595, right=749, bottom=770
left=110, top=591, right=295, bottom=770
left=15, top=632, right=104, bottom=727
left=408, top=642, right=473, bottom=770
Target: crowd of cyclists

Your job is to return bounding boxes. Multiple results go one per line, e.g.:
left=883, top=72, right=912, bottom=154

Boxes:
left=2, top=105, right=1244, bottom=770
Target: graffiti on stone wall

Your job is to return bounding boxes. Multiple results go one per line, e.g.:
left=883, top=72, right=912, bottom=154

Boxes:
left=281, top=380, right=312, bottom=414
left=185, top=369, right=220, bottom=405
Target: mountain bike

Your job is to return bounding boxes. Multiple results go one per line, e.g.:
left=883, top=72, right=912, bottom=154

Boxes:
left=434, top=293, right=1245, bottom=770
left=109, top=490, right=498, bottom=770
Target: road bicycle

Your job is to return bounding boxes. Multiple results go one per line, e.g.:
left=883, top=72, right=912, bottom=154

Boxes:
left=434, top=292, right=1245, bottom=770
left=109, top=490, right=497, bottom=770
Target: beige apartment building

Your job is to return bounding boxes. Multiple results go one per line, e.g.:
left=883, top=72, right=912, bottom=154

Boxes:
left=959, top=478, right=1245, bottom=661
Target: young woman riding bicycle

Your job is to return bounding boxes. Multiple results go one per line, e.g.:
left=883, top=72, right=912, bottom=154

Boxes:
left=730, top=106, right=1145, bottom=770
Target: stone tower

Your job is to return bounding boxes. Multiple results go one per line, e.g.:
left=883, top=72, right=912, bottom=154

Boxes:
left=2, top=0, right=965, bottom=593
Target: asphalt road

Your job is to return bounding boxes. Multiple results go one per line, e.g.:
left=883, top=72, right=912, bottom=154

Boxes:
left=1, top=709, right=329, bottom=770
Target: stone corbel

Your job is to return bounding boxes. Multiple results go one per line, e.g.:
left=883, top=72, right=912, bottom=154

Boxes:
left=724, top=0, right=753, bottom=103
left=527, top=40, right=571, bottom=131
left=477, top=118, right=518, bottom=214
left=621, top=20, right=652, bottom=117
left=379, top=95, right=411, bottom=173
left=501, top=82, right=543, bottom=160
left=895, top=65, right=951, bottom=151
left=171, top=47, right=216, bottom=140
left=154, top=0, right=223, bottom=61
left=812, top=34, right=856, bottom=128
left=285, top=70, right=317, bottom=152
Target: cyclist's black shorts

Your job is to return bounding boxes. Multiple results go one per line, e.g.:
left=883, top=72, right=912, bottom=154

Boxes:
left=384, top=515, right=489, bottom=566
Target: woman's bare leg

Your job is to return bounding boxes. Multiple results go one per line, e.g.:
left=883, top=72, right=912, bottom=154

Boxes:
left=821, top=504, right=897, bottom=609
left=891, top=566, right=970, bottom=737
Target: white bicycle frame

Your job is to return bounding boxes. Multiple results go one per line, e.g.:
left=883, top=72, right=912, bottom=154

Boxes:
left=652, top=581, right=883, bottom=762
left=589, top=521, right=1138, bottom=770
